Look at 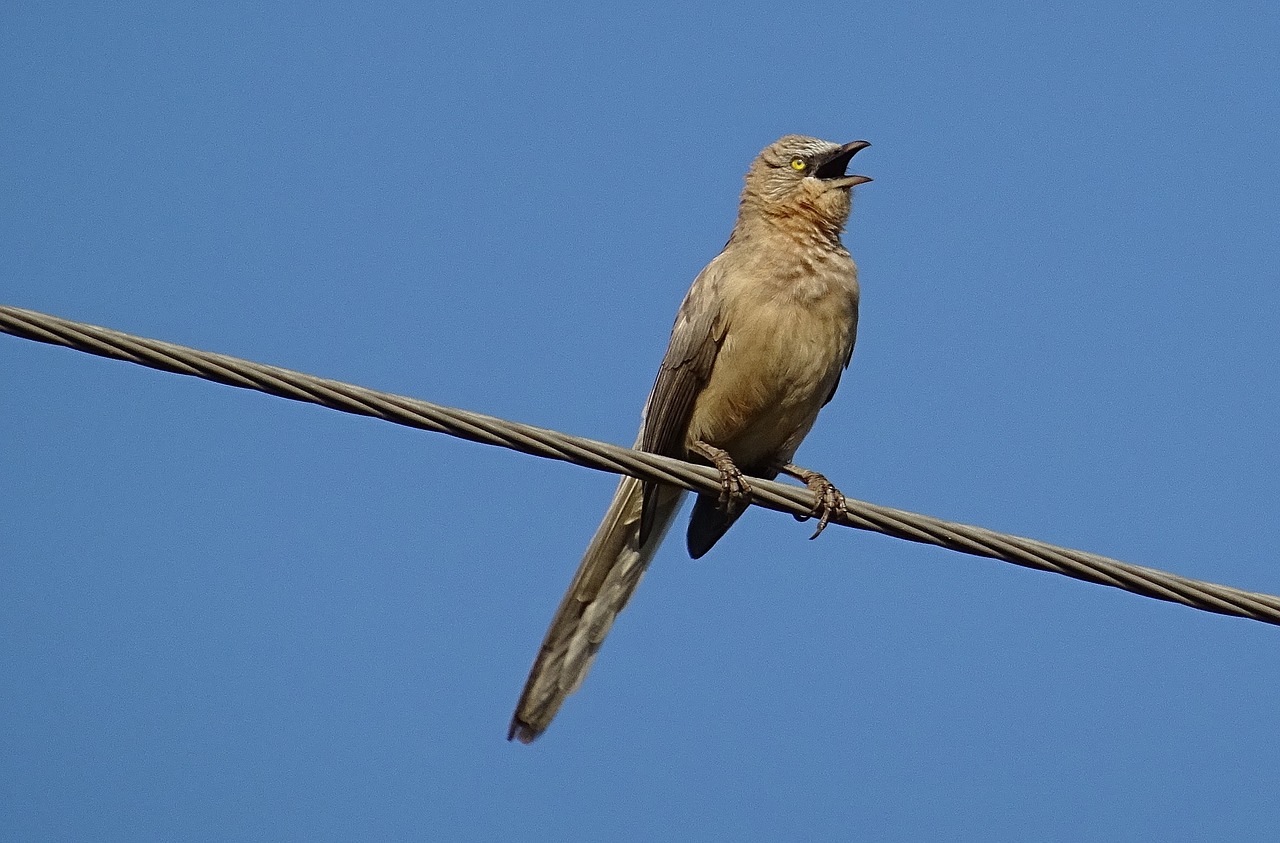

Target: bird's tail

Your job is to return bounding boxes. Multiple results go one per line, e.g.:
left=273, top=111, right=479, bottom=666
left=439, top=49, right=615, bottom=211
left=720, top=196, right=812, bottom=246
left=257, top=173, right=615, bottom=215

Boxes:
left=508, top=475, right=684, bottom=743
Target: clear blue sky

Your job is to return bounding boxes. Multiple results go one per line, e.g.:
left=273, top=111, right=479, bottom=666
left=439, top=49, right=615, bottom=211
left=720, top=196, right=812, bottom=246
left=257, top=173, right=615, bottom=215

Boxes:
left=4, top=2, right=1279, bottom=840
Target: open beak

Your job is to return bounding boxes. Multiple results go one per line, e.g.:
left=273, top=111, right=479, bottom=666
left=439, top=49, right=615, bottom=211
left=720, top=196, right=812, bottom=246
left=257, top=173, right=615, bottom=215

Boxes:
left=815, top=140, right=871, bottom=188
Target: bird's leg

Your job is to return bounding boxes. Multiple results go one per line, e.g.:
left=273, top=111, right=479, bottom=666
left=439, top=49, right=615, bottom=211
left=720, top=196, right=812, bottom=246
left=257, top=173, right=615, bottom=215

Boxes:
left=690, top=440, right=752, bottom=515
left=776, top=463, right=847, bottom=540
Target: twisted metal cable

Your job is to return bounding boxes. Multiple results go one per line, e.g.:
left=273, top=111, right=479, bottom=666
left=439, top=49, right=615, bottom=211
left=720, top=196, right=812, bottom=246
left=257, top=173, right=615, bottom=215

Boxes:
left=4, top=303, right=1279, bottom=626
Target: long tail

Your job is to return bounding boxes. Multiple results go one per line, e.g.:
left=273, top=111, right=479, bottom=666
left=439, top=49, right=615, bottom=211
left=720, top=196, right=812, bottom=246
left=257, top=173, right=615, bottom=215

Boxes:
left=508, top=476, right=684, bottom=743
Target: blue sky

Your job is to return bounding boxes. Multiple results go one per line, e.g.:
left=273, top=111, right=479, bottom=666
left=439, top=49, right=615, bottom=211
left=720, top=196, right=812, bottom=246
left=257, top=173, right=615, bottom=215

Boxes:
left=3, top=2, right=1279, bottom=840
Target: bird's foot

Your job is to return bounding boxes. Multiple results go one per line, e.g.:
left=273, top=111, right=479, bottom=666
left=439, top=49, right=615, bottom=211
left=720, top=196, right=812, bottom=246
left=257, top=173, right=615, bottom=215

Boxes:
left=692, top=441, right=752, bottom=515
left=778, top=463, right=846, bottom=540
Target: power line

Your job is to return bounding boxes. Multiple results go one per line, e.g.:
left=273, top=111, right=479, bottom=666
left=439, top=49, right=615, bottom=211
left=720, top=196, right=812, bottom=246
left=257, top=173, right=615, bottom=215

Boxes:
left=4, top=303, right=1278, bottom=625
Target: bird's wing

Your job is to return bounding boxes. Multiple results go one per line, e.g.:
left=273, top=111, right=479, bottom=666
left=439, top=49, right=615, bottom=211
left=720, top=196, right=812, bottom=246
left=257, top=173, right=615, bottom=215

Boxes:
left=823, top=292, right=859, bottom=407
left=637, top=257, right=729, bottom=544
left=509, top=258, right=729, bottom=742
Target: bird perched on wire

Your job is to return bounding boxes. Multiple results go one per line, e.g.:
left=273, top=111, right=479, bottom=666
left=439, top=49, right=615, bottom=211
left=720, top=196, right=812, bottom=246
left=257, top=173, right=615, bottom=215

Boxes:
left=509, top=134, right=871, bottom=743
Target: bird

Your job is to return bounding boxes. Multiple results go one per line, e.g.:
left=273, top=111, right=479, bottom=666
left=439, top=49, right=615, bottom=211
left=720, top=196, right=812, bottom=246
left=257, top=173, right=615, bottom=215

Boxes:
left=508, top=134, right=871, bottom=743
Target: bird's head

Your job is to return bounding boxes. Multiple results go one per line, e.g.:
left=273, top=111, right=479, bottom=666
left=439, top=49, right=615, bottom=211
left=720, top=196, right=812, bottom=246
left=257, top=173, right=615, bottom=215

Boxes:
left=740, top=135, right=871, bottom=233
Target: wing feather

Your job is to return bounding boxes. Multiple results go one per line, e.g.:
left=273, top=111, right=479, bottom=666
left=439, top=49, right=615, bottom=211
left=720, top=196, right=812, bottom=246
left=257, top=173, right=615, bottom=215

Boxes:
left=636, top=258, right=729, bottom=544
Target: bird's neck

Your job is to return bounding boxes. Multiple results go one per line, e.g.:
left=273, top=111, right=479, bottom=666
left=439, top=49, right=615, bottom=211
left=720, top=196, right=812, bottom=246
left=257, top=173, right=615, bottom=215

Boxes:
left=732, top=203, right=849, bottom=253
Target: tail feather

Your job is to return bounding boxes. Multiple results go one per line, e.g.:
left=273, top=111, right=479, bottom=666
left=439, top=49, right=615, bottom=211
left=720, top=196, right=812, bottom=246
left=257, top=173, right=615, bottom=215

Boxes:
left=685, top=492, right=743, bottom=559
left=686, top=463, right=781, bottom=559
left=508, top=476, right=683, bottom=743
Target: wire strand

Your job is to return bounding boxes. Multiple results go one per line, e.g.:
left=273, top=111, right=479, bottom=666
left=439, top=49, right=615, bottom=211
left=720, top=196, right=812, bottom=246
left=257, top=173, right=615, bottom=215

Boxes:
left=4, top=303, right=1278, bottom=625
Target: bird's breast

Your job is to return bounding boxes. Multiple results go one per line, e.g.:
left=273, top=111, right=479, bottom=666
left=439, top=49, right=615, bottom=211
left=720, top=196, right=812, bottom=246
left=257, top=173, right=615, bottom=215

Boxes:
left=686, top=261, right=857, bottom=470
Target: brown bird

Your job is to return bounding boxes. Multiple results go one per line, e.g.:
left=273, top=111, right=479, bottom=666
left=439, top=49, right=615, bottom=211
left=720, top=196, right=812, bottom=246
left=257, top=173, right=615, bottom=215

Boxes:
left=509, top=135, right=871, bottom=743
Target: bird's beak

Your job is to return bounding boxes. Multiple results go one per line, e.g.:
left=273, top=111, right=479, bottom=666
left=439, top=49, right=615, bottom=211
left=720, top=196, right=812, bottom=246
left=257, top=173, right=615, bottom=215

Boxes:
left=815, top=140, right=872, bottom=187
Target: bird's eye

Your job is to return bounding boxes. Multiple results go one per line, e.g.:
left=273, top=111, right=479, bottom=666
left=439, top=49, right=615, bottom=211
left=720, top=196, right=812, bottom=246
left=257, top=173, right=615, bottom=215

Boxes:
left=790, top=157, right=807, bottom=171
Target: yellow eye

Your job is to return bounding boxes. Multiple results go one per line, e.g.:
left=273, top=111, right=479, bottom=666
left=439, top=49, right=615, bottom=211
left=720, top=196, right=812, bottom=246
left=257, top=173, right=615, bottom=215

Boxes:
left=790, top=157, right=807, bottom=171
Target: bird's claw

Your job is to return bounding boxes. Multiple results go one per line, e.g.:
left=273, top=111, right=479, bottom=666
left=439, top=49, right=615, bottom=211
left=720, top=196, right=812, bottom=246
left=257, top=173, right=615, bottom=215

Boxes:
left=779, top=464, right=846, bottom=540
left=802, top=475, right=845, bottom=539
left=716, top=463, right=752, bottom=515
left=693, top=440, right=752, bottom=515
